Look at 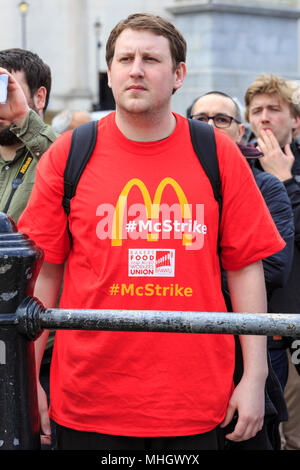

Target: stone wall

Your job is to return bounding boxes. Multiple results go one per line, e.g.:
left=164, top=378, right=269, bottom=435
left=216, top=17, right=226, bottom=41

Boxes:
left=169, top=1, right=300, bottom=115
left=0, top=0, right=300, bottom=116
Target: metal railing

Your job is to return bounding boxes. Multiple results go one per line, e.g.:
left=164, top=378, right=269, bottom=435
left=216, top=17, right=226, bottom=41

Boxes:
left=13, top=296, right=300, bottom=338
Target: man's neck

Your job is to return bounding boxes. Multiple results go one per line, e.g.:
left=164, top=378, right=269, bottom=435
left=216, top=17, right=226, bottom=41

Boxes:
left=115, top=108, right=176, bottom=142
left=0, top=143, right=22, bottom=162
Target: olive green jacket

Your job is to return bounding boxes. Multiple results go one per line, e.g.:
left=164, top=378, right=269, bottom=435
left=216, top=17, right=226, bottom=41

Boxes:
left=0, top=109, right=57, bottom=224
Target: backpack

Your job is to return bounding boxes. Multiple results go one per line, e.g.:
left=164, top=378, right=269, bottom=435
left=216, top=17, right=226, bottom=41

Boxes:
left=61, top=118, right=287, bottom=449
left=62, top=118, right=222, bottom=219
left=62, top=118, right=226, bottom=300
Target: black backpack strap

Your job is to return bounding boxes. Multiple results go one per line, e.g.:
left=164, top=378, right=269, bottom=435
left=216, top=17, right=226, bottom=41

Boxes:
left=3, top=150, right=33, bottom=214
left=63, top=120, right=98, bottom=216
left=188, top=118, right=221, bottom=206
left=188, top=118, right=231, bottom=309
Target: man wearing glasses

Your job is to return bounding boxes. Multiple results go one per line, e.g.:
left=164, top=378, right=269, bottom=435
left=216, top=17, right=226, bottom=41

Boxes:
left=188, top=90, right=294, bottom=448
left=188, top=91, right=243, bottom=142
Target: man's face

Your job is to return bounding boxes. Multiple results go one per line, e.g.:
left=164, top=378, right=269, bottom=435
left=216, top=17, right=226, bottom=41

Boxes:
left=107, top=28, right=185, bottom=117
left=192, top=94, right=244, bottom=143
left=0, top=69, right=37, bottom=146
left=248, top=93, right=296, bottom=147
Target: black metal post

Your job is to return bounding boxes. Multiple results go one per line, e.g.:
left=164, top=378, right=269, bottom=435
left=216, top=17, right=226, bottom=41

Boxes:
left=0, top=213, right=43, bottom=450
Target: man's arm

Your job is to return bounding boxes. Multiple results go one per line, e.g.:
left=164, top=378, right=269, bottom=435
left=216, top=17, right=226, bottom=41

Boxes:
left=257, top=129, right=300, bottom=249
left=0, top=67, right=30, bottom=127
left=10, top=110, right=57, bottom=158
left=0, top=67, right=57, bottom=158
left=33, top=261, right=65, bottom=444
left=220, top=260, right=268, bottom=442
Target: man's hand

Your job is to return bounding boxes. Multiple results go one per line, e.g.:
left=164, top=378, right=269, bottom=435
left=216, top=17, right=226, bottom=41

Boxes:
left=220, top=373, right=265, bottom=441
left=257, top=129, right=295, bottom=182
left=0, top=67, right=30, bottom=127
left=37, top=380, right=52, bottom=445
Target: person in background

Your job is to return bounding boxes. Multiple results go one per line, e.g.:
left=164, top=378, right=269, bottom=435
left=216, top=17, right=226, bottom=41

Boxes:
left=286, top=81, right=300, bottom=145
left=245, top=74, right=300, bottom=450
left=51, top=109, right=92, bottom=134
left=0, top=48, right=57, bottom=450
left=188, top=90, right=293, bottom=449
left=0, top=48, right=56, bottom=223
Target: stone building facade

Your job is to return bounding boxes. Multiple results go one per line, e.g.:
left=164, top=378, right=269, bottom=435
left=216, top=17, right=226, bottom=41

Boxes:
left=0, top=0, right=299, bottom=117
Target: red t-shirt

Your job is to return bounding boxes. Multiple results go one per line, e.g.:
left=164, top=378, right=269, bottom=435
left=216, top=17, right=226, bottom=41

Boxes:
left=18, top=112, right=285, bottom=437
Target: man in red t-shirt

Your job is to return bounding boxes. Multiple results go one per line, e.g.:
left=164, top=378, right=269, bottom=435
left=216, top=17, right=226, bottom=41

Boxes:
left=18, top=14, right=285, bottom=451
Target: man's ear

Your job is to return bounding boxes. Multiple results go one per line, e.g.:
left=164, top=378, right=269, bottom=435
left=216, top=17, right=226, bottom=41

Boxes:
left=237, top=123, right=245, bottom=144
left=172, top=62, right=186, bottom=94
left=33, top=86, right=47, bottom=115
left=107, top=67, right=112, bottom=89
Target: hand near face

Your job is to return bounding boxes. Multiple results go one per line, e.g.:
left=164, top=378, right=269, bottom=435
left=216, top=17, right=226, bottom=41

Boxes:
left=257, top=129, right=295, bottom=182
left=0, top=67, right=30, bottom=127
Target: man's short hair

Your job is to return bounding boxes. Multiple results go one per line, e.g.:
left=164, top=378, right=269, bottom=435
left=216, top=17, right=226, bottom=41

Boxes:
left=244, top=73, right=298, bottom=122
left=105, top=13, right=186, bottom=71
left=286, top=80, right=300, bottom=119
left=187, top=91, right=242, bottom=122
left=0, top=48, right=51, bottom=112
left=52, top=110, right=74, bottom=134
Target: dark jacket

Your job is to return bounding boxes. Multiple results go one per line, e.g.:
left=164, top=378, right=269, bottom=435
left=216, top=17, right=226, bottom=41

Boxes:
left=264, top=141, right=300, bottom=375
left=263, top=142, right=300, bottom=315
left=229, top=145, right=295, bottom=302
left=240, top=145, right=295, bottom=352
left=251, top=165, right=294, bottom=297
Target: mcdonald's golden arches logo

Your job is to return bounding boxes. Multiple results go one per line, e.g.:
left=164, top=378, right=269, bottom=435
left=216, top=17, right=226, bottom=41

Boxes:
left=111, top=177, right=193, bottom=246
